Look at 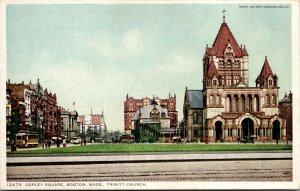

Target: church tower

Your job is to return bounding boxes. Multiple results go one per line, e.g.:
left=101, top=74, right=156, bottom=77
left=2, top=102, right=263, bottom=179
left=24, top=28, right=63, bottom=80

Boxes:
left=200, top=11, right=285, bottom=143
left=203, top=16, right=249, bottom=89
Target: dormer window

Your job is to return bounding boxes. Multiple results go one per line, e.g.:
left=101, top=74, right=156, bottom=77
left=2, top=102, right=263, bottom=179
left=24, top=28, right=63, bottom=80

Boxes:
left=269, top=80, right=273, bottom=86
left=224, top=43, right=235, bottom=59
left=150, top=108, right=159, bottom=120
left=213, top=80, right=217, bottom=86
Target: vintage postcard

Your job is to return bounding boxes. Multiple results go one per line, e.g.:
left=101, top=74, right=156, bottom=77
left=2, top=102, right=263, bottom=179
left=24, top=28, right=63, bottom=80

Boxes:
left=1, top=0, right=299, bottom=190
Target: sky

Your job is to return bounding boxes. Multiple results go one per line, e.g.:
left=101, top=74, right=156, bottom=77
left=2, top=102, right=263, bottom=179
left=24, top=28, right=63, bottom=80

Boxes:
left=6, top=3, right=292, bottom=132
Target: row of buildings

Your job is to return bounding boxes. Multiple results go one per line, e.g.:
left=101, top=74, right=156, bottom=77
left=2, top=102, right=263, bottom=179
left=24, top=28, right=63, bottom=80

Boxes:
left=123, top=17, right=293, bottom=143
left=6, top=79, right=107, bottom=145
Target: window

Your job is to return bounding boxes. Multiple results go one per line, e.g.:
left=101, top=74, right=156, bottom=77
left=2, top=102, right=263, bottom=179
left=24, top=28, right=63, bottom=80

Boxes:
left=150, top=108, right=159, bottom=120
left=241, top=96, right=245, bottom=112
left=266, top=95, right=270, bottom=106
left=161, top=112, right=166, bottom=119
left=216, top=95, right=220, bottom=105
left=248, top=95, right=252, bottom=112
left=197, top=113, right=202, bottom=124
left=213, top=80, right=217, bottom=86
left=193, top=112, right=197, bottom=124
left=227, top=95, right=232, bottom=112
left=269, top=80, right=273, bottom=86
left=272, top=95, right=276, bottom=106
left=193, top=129, right=198, bottom=137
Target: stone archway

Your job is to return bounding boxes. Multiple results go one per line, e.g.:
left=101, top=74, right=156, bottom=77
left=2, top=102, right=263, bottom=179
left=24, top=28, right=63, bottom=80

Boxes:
left=215, top=121, right=223, bottom=140
left=272, top=120, right=280, bottom=140
left=241, top=118, right=254, bottom=138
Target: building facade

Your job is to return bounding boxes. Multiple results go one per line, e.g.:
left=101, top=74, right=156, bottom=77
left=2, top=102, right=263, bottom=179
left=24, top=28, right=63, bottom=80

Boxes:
left=6, top=80, right=30, bottom=132
left=124, top=94, right=178, bottom=134
left=43, top=88, right=61, bottom=140
left=6, top=89, right=12, bottom=144
left=279, top=92, right=292, bottom=140
left=78, top=111, right=107, bottom=142
left=201, top=18, right=285, bottom=142
left=7, top=79, right=62, bottom=143
left=61, top=109, right=79, bottom=142
left=183, top=88, right=204, bottom=142
left=131, top=99, right=175, bottom=143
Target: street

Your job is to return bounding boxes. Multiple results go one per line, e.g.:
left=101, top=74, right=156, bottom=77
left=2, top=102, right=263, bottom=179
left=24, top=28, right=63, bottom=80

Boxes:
left=7, top=159, right=292, bottom=181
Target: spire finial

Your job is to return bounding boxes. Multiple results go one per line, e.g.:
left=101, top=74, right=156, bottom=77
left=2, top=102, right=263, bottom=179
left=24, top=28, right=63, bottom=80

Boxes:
left=222, top=9, right=227, bottom=23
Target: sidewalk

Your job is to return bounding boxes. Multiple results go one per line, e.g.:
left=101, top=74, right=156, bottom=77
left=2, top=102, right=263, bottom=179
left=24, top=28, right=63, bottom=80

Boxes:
left=6, top=142, right=93, bottom=152
left=7, top=152, right=292, bottom=166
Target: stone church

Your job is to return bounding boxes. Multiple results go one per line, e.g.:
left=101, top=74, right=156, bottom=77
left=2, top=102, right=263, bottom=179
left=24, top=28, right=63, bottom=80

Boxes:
left=185, top=17, right=286, bottom=143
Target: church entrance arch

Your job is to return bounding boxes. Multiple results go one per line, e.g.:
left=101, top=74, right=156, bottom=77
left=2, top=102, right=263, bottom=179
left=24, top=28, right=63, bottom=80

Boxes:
left=272, top=120, right=280, bottom=140
left=241, top=118, right=254, bottom=138
left=215, top=121, right=223, bottom=140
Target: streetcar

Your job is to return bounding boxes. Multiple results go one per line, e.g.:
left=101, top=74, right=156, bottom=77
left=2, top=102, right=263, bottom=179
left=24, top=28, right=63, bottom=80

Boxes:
left=120, top=134, right=135, bottom=143
left=16, top=132, right=39, bottom=147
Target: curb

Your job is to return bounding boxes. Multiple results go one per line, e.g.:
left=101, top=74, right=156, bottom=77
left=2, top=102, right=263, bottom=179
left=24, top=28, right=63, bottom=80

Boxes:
left=7, top=157, right=292, bottom=166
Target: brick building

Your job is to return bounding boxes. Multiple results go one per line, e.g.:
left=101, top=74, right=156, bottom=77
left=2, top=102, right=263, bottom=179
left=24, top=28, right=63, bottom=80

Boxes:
left=6, top=79, right=62, bottom=143
left=124, top=94, right=178, bottom=134
left=43, top=88, right=61, bottom=140
left=279, top=92, right=293, bottom=140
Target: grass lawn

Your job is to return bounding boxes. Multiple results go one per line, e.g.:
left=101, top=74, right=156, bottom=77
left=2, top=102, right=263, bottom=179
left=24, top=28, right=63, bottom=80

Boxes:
left=7, top=143, right=292, bottom=156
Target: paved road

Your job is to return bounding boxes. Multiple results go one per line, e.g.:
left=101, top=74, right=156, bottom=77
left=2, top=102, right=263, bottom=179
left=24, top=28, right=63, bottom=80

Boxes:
left=7, top=152, right=292, bottom=166
left=7, top=159, right=292, bottom=181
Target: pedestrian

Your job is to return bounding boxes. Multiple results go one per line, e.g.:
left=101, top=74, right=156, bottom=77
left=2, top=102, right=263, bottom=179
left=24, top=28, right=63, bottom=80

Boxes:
left=44, top=140, right=48, bottom=148
left=47, top=139, right=51, bottom=148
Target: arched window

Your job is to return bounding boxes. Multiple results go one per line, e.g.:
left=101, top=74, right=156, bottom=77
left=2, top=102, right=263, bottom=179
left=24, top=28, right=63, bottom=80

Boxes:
left=227, top=95, right=232, bottom=112
left=266, top=95, right=270, bottom=106
left=241, top=95, right=246, bottom=112
left=255, top=95, right=260, bottom=112
left=247, top=95, right=252, bottom=112
left=161, top=112, right=166, bottom=119
left=272, top=95, right=276, bottom=106
left=193, top=112, right=197, bottom=124
left=233, top=95, right=238, bottom=112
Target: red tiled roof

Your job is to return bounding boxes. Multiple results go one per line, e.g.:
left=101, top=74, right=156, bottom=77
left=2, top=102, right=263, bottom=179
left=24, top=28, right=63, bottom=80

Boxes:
left=258, top=56, right=274, bottom=79
left=206, top=59, right=218, bottom=79
left=212, top=22, right=242, bottom=57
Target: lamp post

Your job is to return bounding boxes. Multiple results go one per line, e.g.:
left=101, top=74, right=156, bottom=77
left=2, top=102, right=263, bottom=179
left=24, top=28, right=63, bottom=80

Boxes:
left=41, top=117, right=44, bottom=149
left=56, top=123, right=59, bottom=147
left=276, top=127, right=279, bottom=145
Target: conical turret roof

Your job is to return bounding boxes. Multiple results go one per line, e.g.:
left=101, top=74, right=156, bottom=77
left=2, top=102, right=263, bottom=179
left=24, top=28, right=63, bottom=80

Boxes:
left=258, top=56, right=274, bottom=79
left=206, top=59, right=218, bottom=79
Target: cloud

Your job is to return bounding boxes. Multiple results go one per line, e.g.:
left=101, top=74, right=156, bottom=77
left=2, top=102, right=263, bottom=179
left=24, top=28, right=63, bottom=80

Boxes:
left=86, top=28, right=144, bottom=60
left=152, top=49, right=199, bottom=76
left=122, top=29, right=144, bottom=56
